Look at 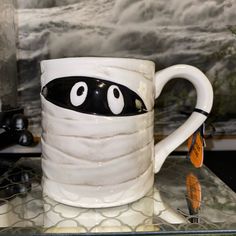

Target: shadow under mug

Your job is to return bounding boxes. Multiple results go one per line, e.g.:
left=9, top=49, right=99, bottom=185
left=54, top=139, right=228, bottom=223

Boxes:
left=40, top=57, right=213, bottom=208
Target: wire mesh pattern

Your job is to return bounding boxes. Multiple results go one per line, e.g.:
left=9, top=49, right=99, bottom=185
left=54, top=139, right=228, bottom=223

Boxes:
left=0, top=157, right=236, bottom=235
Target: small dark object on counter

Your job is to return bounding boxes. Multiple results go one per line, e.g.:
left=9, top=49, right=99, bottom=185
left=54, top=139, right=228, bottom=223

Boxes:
left=17, top=130, right=34, bottom=146
left=0, top=108, right=34, bottom=149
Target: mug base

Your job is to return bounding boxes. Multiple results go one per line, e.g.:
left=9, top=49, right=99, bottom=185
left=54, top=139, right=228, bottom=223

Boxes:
left=42, top=165, right=154, bottom=208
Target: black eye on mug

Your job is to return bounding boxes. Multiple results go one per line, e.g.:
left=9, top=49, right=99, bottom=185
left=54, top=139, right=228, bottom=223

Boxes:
left=70, top=82, right=88, bottom=107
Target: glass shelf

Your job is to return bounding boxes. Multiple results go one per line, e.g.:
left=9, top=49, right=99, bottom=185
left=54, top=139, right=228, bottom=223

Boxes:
left=0, top=156, right=235, bottom=235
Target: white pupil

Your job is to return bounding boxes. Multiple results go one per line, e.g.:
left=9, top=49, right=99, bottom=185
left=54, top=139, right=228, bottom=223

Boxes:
left=107, top=85, right=124, bottom=115
left=70, top=82, right=88, bottom=106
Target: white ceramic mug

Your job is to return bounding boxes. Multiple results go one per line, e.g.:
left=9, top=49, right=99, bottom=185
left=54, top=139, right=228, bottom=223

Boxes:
left=40, top=57, right=213, bottom=208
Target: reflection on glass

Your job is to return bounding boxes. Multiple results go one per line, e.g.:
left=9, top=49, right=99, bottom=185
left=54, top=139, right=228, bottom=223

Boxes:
left=43, top=188, right=187, bottom=233
left=1, top=158, right=236, bottom=233
left=186, top=172, right=202, bottom=223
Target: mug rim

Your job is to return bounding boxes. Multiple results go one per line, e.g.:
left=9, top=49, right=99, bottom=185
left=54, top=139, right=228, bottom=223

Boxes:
left=41, top=56, right=155, bottom=66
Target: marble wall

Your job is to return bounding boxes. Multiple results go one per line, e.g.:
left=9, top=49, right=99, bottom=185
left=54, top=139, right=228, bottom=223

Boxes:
left=15, top=0, right=236, bottom=136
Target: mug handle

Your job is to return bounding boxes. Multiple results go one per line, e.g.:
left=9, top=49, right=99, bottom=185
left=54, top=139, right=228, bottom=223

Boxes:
left=154, top=64, right=213, bottom=173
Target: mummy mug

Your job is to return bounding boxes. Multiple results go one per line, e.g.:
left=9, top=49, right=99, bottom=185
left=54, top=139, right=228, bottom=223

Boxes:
left=40, top=57, right=213, bottom=208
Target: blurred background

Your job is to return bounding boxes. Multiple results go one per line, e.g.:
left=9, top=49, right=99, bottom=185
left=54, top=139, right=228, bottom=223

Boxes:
left=14, top=0, right=236, bottom=139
